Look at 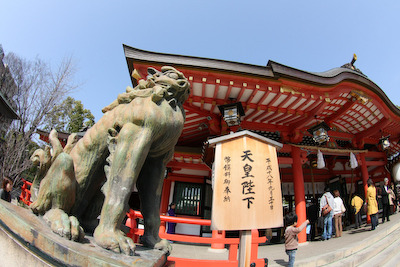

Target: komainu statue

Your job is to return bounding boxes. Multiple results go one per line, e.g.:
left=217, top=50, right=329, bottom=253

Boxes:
left=30, top=66, right=190, bottom=255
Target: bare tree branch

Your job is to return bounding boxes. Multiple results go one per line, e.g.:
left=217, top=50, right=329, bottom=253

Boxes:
left=0, top=52, right=78, bottom=185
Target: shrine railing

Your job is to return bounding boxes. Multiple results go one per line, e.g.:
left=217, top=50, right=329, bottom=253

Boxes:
left=19, top=178, right=32, bottom=206
left=125, top=209, right=268, bottom=267
left=18, top=184, right=269, bottom=266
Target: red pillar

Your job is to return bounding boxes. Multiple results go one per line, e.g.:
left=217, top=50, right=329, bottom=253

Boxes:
left=211, top=230, right=226, bottom=249
left=159, top=179, right=172, bottom=234
left=291, top=146, right=307, bottom=243
left=160, top=179, right=172, bottom=215
left=360, top=153, right=371, bottom=223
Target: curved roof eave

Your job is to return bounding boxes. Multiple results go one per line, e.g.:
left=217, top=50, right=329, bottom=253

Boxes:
left=123, top=44, right=400, bottom=116
left=123, top=44, right=274, bottom=78
left=267, top=60, right=400, bottom=116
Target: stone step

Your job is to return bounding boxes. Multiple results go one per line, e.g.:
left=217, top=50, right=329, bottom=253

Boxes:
left=322, top=226, right=400, bottom=266
left=357, top=229, right=400, bottom=267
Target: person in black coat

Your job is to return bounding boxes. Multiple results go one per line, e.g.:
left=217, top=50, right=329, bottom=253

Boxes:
left=381, top=177, right=392, bottom=223
left=307, top=198, right=319, bottom=241
left=0, top=177, right=13, bottom=202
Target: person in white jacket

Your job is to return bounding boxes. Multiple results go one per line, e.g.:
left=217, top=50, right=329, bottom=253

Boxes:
left=333, top=190, right=345, bottom=237
left=319, top=187, right=335, bottom=240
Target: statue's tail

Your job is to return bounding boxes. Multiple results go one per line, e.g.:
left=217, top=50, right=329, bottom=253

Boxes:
left=49, top=129, right=63, bottom=161
left=30, top=147, right=51, bottom=201
left=64, top=133, right=79, bottom=154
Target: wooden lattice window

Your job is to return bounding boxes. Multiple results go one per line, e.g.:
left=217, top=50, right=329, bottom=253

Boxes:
left=173, top=182, right=202, bottom=216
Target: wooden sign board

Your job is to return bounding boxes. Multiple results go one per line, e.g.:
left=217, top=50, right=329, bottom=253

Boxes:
left=208, top=131, right=283, bottom=231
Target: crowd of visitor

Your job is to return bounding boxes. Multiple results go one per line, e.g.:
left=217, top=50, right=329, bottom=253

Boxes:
left=285, top=177, right=398, bottom=266
left=301, top=177, right=398, bottom=241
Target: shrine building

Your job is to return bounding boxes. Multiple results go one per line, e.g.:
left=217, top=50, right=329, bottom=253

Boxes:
left=123, top=45, right=400, bottom=243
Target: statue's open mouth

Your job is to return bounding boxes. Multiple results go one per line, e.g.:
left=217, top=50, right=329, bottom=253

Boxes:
left=158, top=82, right=176, bottom=99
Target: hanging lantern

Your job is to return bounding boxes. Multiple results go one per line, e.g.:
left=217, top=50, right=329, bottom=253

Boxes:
left=218, top=102, right=245, bottom=127
left=311, top=160, right=317, bottom=168
left=307, top=121, right=331, bottom=144
left=379, top=136, right=390, bottom=150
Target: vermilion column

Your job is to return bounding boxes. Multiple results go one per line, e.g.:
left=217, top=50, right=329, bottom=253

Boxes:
left=159, top=179, right=172, bottom=233
left=291, top=146, right=307, bottom=243
left=360, top=153, right=371, bottom=223
left=211, top=230, right=226, bottom=250
left=160, top=179, right=172, bottom=214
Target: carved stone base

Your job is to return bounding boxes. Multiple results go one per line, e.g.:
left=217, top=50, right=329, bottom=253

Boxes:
left=0, top=201, right=167, bottom=266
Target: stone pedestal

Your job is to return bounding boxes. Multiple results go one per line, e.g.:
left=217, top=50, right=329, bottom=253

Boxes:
left=0, top=201, right=167, bottom=266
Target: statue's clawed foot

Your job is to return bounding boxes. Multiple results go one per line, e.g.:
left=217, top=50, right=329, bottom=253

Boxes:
left=140, top=235, right=172, bottom=254
left=30, top=197, right=51, bottom=216
left=43, top=208, right=84, bottom=241
left=155, top=239, right=172, bottom=254
left=94, top=226, right=136, bottom=255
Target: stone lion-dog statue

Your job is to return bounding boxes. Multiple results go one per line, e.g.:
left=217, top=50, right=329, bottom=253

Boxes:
left=29, top=66, right=190, bottom=255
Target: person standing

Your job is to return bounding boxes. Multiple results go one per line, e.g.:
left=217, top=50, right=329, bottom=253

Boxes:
left=351, top=193, right=364, bottom=229
left=284, top=212, right=309, bottom=267
left=366, top=179, right=379, bottom=231
left=0, top=177, right=13, bottom=202
left=167, top=203, right=177, bottom=234
left=390, top=182, right=396, bottom=214
left=306, top=198, right=319, bottom=241
left=380, top=177, right=391, bottom=223
left=319, top=187, right=334, bottom=241
left=333, top=190, right=345, bottom=237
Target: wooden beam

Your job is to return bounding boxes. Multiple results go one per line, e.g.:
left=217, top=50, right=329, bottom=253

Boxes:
left=200, top=79, right=206, bottom=110
left=365, top=161, right=386, bottom=166
left=325, top=98, right=356, bottom=125
left=183, top=102, right=217, bottom=118
left=240, top=121, right=290, bottom=132
left=167, top=160, right=211, bottom=172
left=289, top=100, right=330, bottom=130
left=167, top=174, right=205, bottom=183
left=278, top=157, right=293, bottom=164
left=209, top=83, right=220, bottom=115
left=355, top=118, right=390, bottom=140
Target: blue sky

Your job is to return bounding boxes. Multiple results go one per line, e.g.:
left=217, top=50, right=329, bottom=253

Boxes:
left=1, top=1, right=400, bottom=121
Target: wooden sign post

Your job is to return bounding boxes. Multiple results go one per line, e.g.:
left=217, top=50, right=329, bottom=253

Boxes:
left=207, top=131, right=283, bottom=267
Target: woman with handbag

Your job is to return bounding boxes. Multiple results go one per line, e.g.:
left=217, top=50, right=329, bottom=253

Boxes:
left=333, top=190, right=345, bottom=237
left=319, top=187, right=335, bottom=241
left=366, top=179, right=379, bottom=231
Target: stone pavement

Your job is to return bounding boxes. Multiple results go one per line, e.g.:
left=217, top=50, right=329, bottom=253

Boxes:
left=169, top=211, right=400, bottom=266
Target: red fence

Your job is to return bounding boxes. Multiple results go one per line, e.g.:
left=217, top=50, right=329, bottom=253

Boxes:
left=125, top=210, right=268, bottom=267
left=19, top=178, right=32, bottom=206
left=19, top=184, right=268, bottom=266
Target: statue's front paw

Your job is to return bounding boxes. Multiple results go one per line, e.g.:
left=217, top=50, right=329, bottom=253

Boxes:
left=30, top=198, right=50, bottom=215
left=94, top=226, right=135, bottom=255
left=154, top=239, right=172, bottom=254
left=43, top=208, right=84, bottom=241
left=140, top=235, right=172, bottom=254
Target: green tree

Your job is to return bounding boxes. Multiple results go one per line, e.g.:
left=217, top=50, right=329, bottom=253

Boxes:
left=44, top=97, right=95, bottom=133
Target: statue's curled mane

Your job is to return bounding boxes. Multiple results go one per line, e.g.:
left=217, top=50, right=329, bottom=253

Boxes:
left=102, top=66, right=190, bottom=113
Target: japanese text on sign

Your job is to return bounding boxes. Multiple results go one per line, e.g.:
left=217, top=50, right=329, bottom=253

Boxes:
left=241, top=150, right=255, bottom=209
left=266, top=157, right=274, bottom=210
left=223, top=156, right=231, bottom=203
